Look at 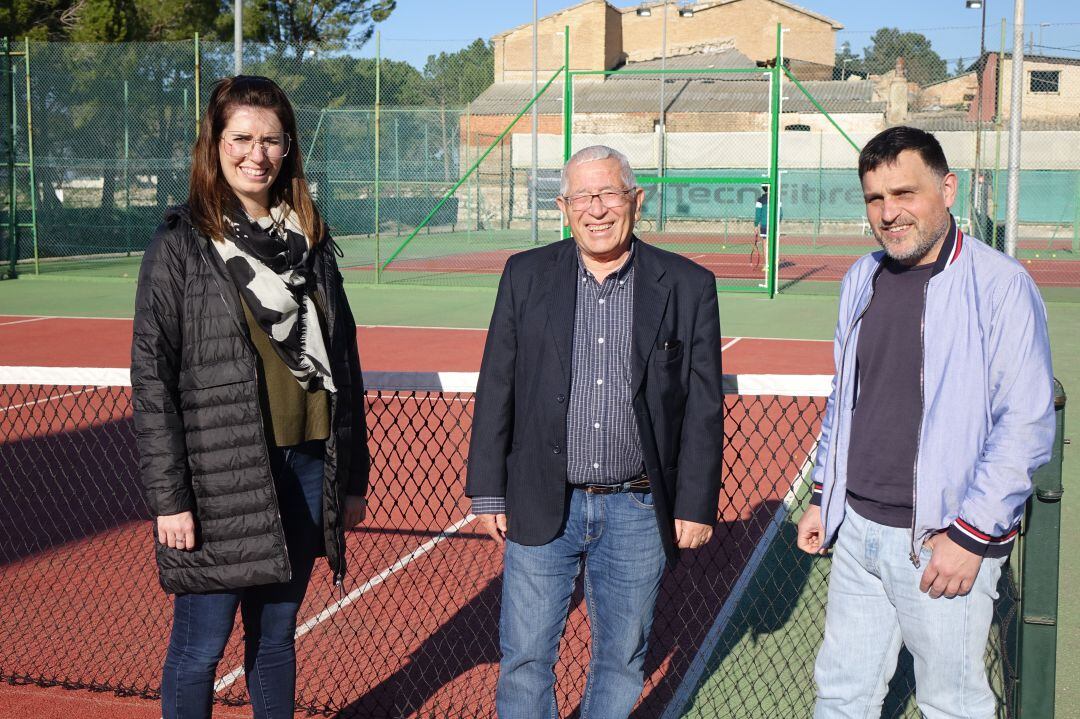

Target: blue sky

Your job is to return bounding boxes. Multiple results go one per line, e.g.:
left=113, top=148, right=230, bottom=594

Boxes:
left=364, top=0, right=1080, bottom=71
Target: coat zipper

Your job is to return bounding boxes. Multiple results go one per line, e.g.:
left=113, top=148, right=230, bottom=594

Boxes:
left=825, top=278, right=876, bottom=517
left=909, top=278, right=931, bottom=568
left=317, top=247, right=347, bottom=589
left=196, top=232, right=292, bottom=581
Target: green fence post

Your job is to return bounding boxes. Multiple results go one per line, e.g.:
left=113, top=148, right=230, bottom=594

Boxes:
left=374, top=30, right=381, bottom=285
left=194, top=34, right=201, bottom=137
left=4, top=36, right=15, bottom=280
left=1017, top=380, right=1066, bottom=718
left=562, top=25, right=571, bottom=240
left=766, top=24, right=781, bottom=298
left=23, top=37, right=38, bottom=275
left=123, top=79, right=131, bottom=256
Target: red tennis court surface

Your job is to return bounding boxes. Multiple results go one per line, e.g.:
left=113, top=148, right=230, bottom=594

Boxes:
left=1, top=317, right=832, bottom=717
left=0, top=316, right=833, bottom=375
left=350, top=245, right=1079, bottom=287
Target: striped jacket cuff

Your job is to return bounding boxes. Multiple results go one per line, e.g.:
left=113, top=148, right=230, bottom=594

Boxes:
left=808, top=481, right=823, bottom=507
left=471, top=496, right=506, bottom=516
left=946, top=517, right=1019, bottom=559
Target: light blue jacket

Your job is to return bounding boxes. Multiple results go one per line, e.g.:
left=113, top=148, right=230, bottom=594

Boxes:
left=810, top=220, right=1055, bottom=564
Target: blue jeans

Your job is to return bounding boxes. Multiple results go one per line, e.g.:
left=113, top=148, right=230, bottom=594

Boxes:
left=161, top=441, right=325, bottom=719
left=814, top=504, right=1006, bottom=719
left=497, top=487, right=666, bottom=719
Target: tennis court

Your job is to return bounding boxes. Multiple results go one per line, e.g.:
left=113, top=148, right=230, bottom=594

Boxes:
left=2, top=311, right=1036, bottom=717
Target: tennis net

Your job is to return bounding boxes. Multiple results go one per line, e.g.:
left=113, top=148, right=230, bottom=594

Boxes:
left=0, top=366, right=1019, bottom=717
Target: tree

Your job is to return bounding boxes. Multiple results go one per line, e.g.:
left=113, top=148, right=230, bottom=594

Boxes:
left=423, top=39, right=494, bottom=106
left=7, top=0, right=80, bottom=40
left=833, top=42, right=864, bottom=80
left=862, top=28, right=947, bottom=86
left=244, top=0, right=396, bottom=58
left=67, top=0, right=142, bottom=42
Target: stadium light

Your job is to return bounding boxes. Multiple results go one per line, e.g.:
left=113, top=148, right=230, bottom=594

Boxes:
left=636, top=3, right=652, bottom=16
left=965, top=0, right=983, bottom=7
left=678, top=7, right=694, bottom=17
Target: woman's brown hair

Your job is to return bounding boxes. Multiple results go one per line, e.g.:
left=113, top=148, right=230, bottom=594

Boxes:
left=188, top=75, right=324, bottom=244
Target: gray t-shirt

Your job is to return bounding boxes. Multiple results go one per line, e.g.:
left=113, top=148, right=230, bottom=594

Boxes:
left=846, top=259, right=932, bottom=528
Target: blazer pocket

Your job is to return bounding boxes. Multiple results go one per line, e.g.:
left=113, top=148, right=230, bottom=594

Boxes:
left=654, top=339, right=683, bottom=364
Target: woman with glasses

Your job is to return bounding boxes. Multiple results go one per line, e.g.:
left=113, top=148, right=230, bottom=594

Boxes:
left=131, top=75, right=369, bottom=719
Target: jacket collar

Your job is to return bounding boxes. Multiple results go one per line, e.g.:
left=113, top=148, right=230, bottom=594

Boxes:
left=546, top=236, right=669, bottom=396
left=928, top=215, right=963, bottom=279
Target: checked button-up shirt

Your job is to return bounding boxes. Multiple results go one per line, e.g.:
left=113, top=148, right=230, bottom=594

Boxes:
left=471, top=242, right=642, bottom=516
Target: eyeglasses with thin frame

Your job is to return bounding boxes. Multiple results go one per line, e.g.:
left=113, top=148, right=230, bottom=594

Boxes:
left=220, top=132, right=291, bottom=160
left=560, top=188, right=637, bottom=212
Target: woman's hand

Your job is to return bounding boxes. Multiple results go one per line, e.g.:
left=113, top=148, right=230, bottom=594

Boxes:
left=344, top=496, right=367, bottom=529
left=157, top=511, right=196, bottom=551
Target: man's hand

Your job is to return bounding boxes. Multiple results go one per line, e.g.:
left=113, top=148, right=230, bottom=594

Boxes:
left=675, top=519, right=712, bottom=549
left=796, top=504, right=828, bottom=555
left=476, top=513, right=507, bottom=544
left=919, top=532, right=982, bottom=598
left=344, top=496, right=368, bottom=529
left=157, top=511, right=196, bottom=551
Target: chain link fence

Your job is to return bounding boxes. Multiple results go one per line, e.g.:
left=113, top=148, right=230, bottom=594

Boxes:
left=3, top=26, right=1079, bottom=296
left=0, top=368, right=1030, bottom=717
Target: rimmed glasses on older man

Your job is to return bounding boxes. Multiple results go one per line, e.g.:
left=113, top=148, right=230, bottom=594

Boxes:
left=561, top=188, right=637, bottom=211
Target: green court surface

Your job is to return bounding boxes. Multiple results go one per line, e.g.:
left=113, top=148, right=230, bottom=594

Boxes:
left=0, top=277, right=1076, bottom=716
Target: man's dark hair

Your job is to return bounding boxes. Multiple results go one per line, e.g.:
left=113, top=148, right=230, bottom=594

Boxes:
left=858, top=126, right=950, bottom=180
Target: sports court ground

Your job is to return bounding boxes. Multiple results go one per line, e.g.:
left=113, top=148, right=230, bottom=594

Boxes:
left=0, top=273, right=1075, bottom=717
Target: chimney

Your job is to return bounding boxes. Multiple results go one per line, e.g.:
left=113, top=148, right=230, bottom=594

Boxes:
left=887, top=55, right=909, bottom=123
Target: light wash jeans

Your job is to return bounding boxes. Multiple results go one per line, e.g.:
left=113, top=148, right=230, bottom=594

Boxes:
left=814, top=503, right=1006, bottom=719
left=497, top=487, right=667, bottom=719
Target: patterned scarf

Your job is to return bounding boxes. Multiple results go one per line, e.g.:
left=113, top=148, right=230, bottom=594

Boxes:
left=214, top=205, right=337, bottom=393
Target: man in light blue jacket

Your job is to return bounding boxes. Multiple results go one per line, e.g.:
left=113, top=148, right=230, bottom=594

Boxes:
left=796, top=126, right=1055, bottom=718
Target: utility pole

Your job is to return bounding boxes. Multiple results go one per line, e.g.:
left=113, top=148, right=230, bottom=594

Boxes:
left=1004, top=0, right=1025, bottom=257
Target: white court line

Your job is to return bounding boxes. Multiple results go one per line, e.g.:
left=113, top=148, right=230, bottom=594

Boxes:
left=0, top=316, right=53, bottom=327
left=1, top=388, right=95, bottom=412
left=360, top=324, right=486, bottom=332
left=213, top=513, right=478, bottom=693
left=660, top=434, right=821, bottom=719
left=720, top=337, right=742, bottom=352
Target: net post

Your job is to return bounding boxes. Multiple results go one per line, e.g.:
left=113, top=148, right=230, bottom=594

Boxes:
left=1016, top=380, right=1066, bottom=718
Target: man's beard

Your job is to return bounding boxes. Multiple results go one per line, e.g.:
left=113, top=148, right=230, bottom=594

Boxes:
left=873, top=213, right=950, bottom=264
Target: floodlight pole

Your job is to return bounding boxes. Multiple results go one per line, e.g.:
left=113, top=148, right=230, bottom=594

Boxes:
left=532, top=0, right=539, bottom=244
left=234, top=1, right=242, bottom=74
left=1004, top=0, right=1024, bottom=257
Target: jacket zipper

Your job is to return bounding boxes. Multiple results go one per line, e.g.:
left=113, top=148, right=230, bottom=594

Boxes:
left=318, top=247, right=347, bottom=589
left=909, top=278, right=931, bottom=568
left=825, top=278, right=876, bottom=516
left=196, top=232, right=292, bottom=581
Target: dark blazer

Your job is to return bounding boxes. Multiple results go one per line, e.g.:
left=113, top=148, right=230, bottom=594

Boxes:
left=465, top=237, right=724, bottom=564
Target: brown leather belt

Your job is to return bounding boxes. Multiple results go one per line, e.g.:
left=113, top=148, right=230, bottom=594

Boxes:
left=577, top=476, right=651, bottom=495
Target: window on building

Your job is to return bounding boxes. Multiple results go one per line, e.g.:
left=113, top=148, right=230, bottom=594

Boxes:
left=784, top=124, right=811, bottom=131
left=1030, top=70, right=1060, bottom=94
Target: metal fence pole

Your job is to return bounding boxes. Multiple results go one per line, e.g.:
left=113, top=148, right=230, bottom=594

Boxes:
left=1004, top=0, right=1025, bottom=258
left=531, top=0, right=538, bottom=245
left=766, top=24, right=782, bottom=298
left=4, top=37, right=16, bottom=280
left=123, top=79, right=131, bottom=256
left=374, top=30, right=381, bottom=284
left=1017, top=380, right=1066, bottom=717
left=22, top=37, right=38, bottom=275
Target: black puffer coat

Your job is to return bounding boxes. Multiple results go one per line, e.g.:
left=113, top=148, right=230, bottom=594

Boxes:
left=131, top=205, right=368, bottom=595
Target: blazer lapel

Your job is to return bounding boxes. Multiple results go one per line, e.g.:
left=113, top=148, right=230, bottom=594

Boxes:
left=547, top=241, right=578, bottom=381
left=632, top=242, right=670, bottom=396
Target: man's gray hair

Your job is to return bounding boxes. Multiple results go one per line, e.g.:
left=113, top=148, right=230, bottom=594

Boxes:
left=559, top=145, right=637, bottom=196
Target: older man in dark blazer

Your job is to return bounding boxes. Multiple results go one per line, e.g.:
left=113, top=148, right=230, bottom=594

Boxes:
left=466, top=145, right=724, bottom=718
